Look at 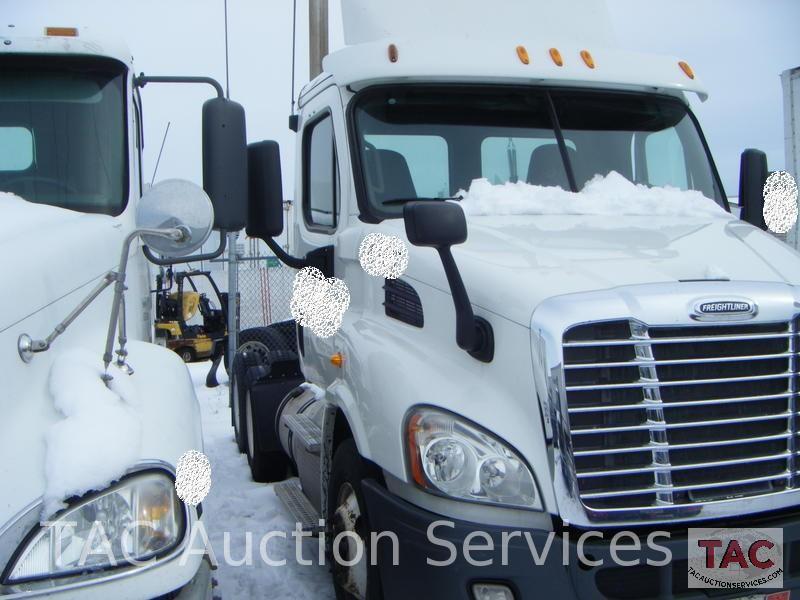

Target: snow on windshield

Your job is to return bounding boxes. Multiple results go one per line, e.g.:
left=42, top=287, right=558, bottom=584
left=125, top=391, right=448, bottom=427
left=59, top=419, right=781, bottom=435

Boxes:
left=43, top=349, right=142, bottom=518
left=458, top=172, right=731, bottom=218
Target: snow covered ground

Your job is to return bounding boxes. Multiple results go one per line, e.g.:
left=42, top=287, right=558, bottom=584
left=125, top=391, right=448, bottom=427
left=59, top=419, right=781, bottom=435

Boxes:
left=186, top=362, right=335, bottom=600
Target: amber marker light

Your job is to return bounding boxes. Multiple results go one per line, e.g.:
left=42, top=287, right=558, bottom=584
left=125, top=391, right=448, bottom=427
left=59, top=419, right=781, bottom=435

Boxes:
left=406, top=414, right=427, bottom=487
left=330, top=352, right=344, bottom=368
left=581, top=50, right=596, bottom=69
left=679, top=61, right=695, bottom=80
left=388, top=43, right=399, bottom=63
left=549, top=48, right=564, bottom=67
left=516, top=45, right=530, bottom=65
left=45, top=27, right=78, bottom=37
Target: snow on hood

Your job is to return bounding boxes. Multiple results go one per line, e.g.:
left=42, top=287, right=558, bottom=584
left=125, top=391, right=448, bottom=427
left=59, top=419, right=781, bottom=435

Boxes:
left=0, top=191, right=123, bottom=332
left=0, top=192, right=85, bottom=239
left=458, top=172, right=731, bottom=219
left=43, top=349, right=142, bottom=518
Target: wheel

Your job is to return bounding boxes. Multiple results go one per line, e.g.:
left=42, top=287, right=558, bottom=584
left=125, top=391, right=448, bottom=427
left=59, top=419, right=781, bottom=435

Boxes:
left=328, top=439, right=383, bottom=600
left=245, top=389, right=291, bottom=483
left=230, top=358, right=247, bottom=453
left=178, top=347, right=195, bottom=363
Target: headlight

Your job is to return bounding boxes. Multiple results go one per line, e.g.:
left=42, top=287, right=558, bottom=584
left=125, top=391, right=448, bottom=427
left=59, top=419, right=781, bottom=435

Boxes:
left=5, top=472, right=185, bottom=584
left=406, top=407, right=541, bottom=510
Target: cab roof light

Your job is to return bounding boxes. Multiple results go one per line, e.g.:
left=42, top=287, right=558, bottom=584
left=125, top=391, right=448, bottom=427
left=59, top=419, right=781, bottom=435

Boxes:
left=549, top=47, right=564, bottom=67
left=516, top=45, right=530, bottom=65
left=580, top=50, right=595, bottom=69
left=388, top=43, right=399, bottom=63
left=45, top=27, right=78, bottom=37
left=679, top=61, right=695, bottom=80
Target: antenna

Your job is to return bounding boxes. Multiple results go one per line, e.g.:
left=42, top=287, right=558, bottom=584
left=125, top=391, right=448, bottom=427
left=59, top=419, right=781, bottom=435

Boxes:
left=150, top=121, right=171, bottom=186
left=224, top=0, right=231, bottom=99
left=290, top=0, right=297, bottom=113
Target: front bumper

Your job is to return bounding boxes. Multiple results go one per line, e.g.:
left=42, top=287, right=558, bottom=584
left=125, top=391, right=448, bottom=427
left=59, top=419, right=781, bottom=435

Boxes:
left=362, top=479, right=800, bottom=599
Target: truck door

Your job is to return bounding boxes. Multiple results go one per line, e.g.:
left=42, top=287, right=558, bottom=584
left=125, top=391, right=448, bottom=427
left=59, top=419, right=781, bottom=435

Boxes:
left=294, top=85, right=349, bottom=382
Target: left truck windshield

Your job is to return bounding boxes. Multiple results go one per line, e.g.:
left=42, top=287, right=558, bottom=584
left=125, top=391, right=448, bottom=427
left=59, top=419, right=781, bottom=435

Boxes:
left=0, top=56, right=127, bottom=216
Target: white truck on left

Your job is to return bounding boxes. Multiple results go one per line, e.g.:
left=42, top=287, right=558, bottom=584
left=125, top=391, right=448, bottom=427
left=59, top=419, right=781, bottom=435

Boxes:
left=0, top=24, right=248, bottom=599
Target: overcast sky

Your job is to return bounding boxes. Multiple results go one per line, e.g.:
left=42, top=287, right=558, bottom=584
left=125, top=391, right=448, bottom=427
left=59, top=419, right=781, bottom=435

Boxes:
left=3, top=0, right=799, bottom=200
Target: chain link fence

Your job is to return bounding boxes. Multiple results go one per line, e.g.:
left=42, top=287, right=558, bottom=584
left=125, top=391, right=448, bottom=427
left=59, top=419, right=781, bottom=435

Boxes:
left=234, top=256, right=296, bottom=332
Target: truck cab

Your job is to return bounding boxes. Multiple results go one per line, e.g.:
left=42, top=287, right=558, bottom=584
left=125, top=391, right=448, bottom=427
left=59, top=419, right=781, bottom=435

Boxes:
left=0, top=23, right=246, bottom=599
left=236, top=2, right=800, bottom=598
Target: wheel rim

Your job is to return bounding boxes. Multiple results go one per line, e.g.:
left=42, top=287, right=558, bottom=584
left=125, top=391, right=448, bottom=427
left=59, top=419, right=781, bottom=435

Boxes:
left=246, top=391, right=255, bottom=459
left=182, top=351, right=192, bottom=362
left=332, top=482, right=368, bottom=600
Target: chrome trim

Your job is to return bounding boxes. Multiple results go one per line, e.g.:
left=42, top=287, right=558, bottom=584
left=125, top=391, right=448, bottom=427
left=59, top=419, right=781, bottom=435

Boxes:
left=577, top=451, right=794, bottom=478
left=562, top=330, right=795, bottom=347
left=564, top=352, right=796, bottom=369
left=565, top=371, right=792, bottom=391
left=0, top=460, right=195, bottom=598
left=568, top=392, right=796, bottom=413
left=570, top=411, right=795, bottom=435
left=580, top=472, right=791, bottom=499
left=532, top=280, right=800, bottom=527
left=572, top=432, right=795, bottom=456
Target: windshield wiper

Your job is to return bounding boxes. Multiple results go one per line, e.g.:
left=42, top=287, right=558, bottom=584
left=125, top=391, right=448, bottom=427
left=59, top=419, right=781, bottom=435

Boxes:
left=382, top=195, right=463, bottom=206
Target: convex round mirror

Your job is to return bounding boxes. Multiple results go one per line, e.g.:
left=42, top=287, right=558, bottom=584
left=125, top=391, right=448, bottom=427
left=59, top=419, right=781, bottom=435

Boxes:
left=136, top=179, right=214, bottom=257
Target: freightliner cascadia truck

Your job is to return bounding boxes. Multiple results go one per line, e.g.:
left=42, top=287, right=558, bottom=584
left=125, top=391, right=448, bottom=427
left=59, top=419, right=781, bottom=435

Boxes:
left=232, top=1, right=800, bottom=598
left=0, top=23, right=248, bottom=599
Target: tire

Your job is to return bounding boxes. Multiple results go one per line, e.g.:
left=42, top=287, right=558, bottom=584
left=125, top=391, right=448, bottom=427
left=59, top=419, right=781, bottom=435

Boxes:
left=230, top=356, right=247, bottom=453
left=178, top=347, right=195, bottom=363
left=245, top=389, right=291, bottom=483
left=328, top=439, right=383, bottom=600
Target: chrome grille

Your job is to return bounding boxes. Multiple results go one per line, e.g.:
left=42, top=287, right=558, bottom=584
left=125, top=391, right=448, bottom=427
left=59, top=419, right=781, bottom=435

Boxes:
left=562, top=318, right=799, bottom=515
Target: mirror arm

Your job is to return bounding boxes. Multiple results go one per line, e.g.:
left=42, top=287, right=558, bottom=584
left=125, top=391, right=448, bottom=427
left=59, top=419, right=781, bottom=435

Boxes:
left=102, top=227, right=185, bottom=379
left=434, top=248, right=494, bottom=362
left=263, top=236, right=311, bottom=270
left=17, top=272, right=117, bottom=363
left=142, top=232, right=227, bottom=266
left=17, top=227, right=186, bottom=372
left=437, top=247, right=477, bottom=351
left=134, top=74, right=224, bottom=98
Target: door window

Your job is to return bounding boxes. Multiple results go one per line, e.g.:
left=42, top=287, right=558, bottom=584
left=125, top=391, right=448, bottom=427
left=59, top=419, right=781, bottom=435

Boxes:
left=303, top=114, right=338, bottom=229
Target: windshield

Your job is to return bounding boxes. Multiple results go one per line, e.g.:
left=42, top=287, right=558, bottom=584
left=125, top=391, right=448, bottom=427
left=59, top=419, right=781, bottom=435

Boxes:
left=0, top=56, right=127, bottom=216
left=352, top=86, right=726, bottom=219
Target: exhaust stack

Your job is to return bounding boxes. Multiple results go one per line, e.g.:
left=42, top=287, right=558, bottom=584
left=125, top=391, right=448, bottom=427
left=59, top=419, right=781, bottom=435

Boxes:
left=309, top=0, right=329, bottom=79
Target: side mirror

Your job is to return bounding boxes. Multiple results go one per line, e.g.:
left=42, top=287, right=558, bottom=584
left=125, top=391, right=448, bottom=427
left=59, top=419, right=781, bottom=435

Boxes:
left=202, top=97, right=248, bottom=231
left=739, top=149, right=769, bottom=230
left=403, top=201, right=493, bottom=362
left=136, top=179, right=214, bottom=257
left=404, top=200, right=467, bottom=247
left=246, top=140, right=284, bottom=239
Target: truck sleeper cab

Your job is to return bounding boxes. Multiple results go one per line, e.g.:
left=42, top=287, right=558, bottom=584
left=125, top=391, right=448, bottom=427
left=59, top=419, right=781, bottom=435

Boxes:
left=234, top=34, right=800, bottom=600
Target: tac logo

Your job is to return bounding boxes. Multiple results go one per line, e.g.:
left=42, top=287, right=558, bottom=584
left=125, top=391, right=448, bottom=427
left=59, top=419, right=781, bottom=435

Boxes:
left=688, top=528, right=784, bottom=590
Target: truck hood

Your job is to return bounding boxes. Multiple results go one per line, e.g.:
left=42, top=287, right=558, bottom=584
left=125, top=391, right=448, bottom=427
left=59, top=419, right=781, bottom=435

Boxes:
left=0, top=194, right=124, bottom=333
left=397, top=214, right=800, bottom=325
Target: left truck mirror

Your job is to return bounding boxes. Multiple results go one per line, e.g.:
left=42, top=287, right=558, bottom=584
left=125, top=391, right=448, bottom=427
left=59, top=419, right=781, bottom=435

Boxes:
left=137, top=179, right=214, bottom=257
left=202, top=97, right=248, bottom=231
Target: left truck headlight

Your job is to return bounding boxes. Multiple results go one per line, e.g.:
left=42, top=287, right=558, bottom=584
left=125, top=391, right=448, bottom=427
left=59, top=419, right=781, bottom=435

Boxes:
left=5, top=471, right=185, bottom=584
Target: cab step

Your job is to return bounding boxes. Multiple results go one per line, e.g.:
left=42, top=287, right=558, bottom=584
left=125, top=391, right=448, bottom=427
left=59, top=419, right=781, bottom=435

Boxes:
left=274, top=479, right=323, bottom=535
left=282, top=413, right=322, bottom=455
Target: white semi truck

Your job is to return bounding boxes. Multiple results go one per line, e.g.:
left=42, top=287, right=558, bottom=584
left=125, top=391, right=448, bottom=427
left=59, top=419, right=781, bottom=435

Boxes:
left=232, top=2, right=800, bottom=598
left=0, top=24, right=248, bottom=599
